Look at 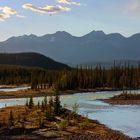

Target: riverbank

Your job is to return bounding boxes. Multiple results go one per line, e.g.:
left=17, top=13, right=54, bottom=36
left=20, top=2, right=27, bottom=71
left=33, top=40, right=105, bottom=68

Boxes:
left=102, top=93, right=140, bottom=105
left=0, top=87, right=124, bottom=100
left=0, top=85, right=29, bottom=89
left=0, top=105, right=132, bottom=140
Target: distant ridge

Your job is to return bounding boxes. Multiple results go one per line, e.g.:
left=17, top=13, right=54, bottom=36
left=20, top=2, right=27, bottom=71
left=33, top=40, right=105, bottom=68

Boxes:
left=0, top=53, right=69, bottom=70
left=0, top=30, right=140, bottom=65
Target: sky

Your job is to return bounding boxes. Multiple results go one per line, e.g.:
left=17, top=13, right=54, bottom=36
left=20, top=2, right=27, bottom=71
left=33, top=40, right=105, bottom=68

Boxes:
left=0, top=0, right=140, bottom=41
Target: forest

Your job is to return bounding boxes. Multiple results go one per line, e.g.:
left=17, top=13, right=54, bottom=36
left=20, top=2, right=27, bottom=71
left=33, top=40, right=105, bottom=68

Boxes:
left=1, top=62, right=140, bottom=91
left=0, top=53, right=69, bottom=70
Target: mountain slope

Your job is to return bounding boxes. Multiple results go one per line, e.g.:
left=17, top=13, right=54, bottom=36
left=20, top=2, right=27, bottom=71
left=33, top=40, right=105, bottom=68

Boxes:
left=0, top=53, right=69, bottom=70
left=0, top=31, right=140, bottom=64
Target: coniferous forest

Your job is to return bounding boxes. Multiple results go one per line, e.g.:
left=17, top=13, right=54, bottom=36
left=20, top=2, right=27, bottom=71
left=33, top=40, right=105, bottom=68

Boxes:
left=1, top=62, right=140, bottom=91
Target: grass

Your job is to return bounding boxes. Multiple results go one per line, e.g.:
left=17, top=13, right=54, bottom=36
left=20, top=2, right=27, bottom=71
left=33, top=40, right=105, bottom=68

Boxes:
left=0, top=105, right=132, bottom=140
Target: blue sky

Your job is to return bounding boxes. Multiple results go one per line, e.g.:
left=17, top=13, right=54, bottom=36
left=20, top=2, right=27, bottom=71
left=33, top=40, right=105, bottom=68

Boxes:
left=0, top=0, right=140, bottom=41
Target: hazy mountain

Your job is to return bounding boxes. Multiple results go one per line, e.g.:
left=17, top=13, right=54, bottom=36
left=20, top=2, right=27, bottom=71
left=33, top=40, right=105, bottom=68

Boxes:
left=0, top=30, right=140, bottom=65
left=0, top=53, right=69, bottom=70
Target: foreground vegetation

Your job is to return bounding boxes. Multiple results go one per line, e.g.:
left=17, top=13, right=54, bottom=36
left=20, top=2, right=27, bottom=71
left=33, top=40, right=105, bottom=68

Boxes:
left=0, top=96, right=132, bottom=140
left=103, top=92, right=140, bottom=105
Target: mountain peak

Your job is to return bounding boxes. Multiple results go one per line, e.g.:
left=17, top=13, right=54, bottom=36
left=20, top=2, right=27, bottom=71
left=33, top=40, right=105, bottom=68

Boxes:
left=84, top=30, right=106, bottom=38
left=129, top=33, right=140, bottom=39
left=90, top=30, right=105, bottom=35
left=54, top=31, right=72, bottom=36
left=28, top=34, right=37, bottom=38
left=107, top=33, right=125, bottom=39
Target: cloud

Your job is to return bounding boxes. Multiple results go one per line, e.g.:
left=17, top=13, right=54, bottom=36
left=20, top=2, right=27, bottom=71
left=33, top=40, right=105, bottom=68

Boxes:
left=16, top=14, right=26, bottom=18
left=57, top=0, right=81, bottom=6
left=124, top=0, right=140, bottom=13
left=0, top=6, right=17, bottom=21
left=22, top=3, right=71, bottom=14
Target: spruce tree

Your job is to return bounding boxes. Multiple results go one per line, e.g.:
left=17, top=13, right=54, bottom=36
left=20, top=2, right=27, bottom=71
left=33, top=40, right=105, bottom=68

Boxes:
left=25, top=99, right=29, bottom=107
left=9, top=110, right=14, bottom=126
left=29, top=96, right=34, bottom=109
left=54, top=92, right=61, bottom=116
left=44, top=96, right=47, bottom=108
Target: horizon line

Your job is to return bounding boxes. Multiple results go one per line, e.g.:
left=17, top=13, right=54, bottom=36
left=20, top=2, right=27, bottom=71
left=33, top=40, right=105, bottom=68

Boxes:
left=0, top=30, right=140, bottom=42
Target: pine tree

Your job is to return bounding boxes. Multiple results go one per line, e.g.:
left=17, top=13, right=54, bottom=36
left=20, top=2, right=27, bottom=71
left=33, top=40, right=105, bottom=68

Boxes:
left=25, top=99, right=29, bottom=107
left=9, top=110, right=14, bottom=126
left=29, top=96, right=34, bottom=109
left=54, top=92, right=61, bottom=116
left=41, top=101, right=45, bottom=112
left=44, top=96, right=47, bottom=108
left=37, top=101, right=40, bottom=109
left=49, top=96, right=54, bottom=107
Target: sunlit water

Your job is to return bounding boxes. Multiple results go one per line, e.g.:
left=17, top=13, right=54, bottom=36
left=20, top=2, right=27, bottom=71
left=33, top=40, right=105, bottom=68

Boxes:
left=0, top=87, right=140, bottom=138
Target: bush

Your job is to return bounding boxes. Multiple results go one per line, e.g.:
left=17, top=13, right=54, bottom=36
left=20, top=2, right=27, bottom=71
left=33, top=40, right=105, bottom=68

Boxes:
left=58, top=120, right=68, bottom=131
left=45, top=109, right=54, bottom=121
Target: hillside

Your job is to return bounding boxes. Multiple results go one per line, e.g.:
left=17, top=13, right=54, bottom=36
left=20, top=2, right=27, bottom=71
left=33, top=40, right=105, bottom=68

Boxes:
left=0, top=53, right=69, bottom=70
left=0, top=31, right=140, bottom=65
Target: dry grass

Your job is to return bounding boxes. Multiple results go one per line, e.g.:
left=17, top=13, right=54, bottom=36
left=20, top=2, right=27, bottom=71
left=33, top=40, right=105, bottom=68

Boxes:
left=0, top=106, right=133, bottom=140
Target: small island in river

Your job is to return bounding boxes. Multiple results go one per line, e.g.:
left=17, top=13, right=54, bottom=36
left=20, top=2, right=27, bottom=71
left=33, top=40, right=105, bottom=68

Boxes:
left=102, top=92, right=140, bottom=105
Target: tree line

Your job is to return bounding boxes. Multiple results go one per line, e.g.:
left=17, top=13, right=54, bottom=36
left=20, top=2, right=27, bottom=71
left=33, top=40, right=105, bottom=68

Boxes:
left=31, top=62, right=140, bottom=90
left=1, top=63, right=140, bottom=90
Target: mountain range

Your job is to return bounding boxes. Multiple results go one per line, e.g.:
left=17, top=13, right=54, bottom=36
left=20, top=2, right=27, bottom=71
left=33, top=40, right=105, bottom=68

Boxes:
left=0, top=30, right=140, bottom=65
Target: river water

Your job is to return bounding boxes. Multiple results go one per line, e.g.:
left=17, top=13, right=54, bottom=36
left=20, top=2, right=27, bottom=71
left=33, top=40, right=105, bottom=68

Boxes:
left=0, top=87, right=139, bottom=138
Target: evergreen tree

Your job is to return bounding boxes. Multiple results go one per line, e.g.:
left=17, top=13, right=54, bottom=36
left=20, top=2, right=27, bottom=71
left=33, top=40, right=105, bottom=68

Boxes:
left=44, top=96, right=47, bottom=108
left=41, top=101, right=45, bottom=112
left=9, top=110, right=14, bottom=126
left=37, top=101, right=40, bottom=109
left=25, top=99, right=29, bottom=107
left=54, top=92, right=61, bottom=116
left=29, top=96, right=34, bottom=109
left=49, top=96, right=54, bottom=107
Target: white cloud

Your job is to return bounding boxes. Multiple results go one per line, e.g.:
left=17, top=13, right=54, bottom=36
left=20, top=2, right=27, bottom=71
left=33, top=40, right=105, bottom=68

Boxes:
left=0, top=6, right=25, bottom=21
left=124, top=0, right=140, bottom=13
left=16, top=14, right=26, bottom=18
left=57, top=0, right=81, bottom=6
left=22, top=3, right=71, bottom=14
left=0, top=6, right=17, bottom=21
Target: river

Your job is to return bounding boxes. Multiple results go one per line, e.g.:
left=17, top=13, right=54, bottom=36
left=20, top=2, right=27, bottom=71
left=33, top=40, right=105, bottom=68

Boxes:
left=0, top=87, right=139, bottom=138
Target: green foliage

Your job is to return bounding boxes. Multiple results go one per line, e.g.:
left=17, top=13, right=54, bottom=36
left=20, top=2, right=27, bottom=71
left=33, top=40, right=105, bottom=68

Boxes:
left=58, top=120, right=68, bottom=131
left=54, top=93, right=61, bottom=116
